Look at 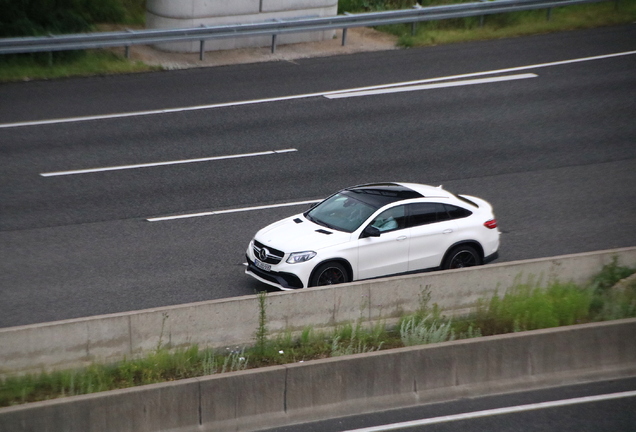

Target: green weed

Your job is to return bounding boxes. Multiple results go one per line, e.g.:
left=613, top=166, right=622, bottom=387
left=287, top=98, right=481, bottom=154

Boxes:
left=472, top=281, right=593, bottom=335
left=400, top=314, right=455, bottom=346
left=255, top=291, right=269, bottom=357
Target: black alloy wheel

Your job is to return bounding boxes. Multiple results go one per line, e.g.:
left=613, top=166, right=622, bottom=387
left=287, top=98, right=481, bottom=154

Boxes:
left=310, top=262, right=349, bottom=286
left=443, top=246, right=481, bottom=269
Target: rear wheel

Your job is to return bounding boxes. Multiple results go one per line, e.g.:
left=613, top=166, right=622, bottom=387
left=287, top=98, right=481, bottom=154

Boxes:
left=443, top=245, right=481, bottom=269
left=310, top=262, right=349, bottom=287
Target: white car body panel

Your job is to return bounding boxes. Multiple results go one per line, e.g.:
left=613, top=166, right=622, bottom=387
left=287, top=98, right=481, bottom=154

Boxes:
left=256, top=215, right=352, bottom=253
left=407, top=218, right=458, bottom=271
left=357, top=229, right=409, bottom=279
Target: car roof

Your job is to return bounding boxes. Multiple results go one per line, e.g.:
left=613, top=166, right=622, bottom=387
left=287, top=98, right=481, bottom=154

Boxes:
left=343, top=182, right=452, bottom=208
left=395, top=182, right=452, bottom=199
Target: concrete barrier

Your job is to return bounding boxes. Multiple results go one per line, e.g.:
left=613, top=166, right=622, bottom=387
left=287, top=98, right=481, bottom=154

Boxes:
left=2, top=318, right=635, bottom=432
left=146, top=0, right=338, bottom=52
left=1, top=247, right=635, bottom=378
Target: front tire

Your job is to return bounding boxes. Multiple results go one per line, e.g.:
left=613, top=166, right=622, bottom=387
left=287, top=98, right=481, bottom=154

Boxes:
left=443, top=245, right=481, bottom=269
left=310, top=262, right=349, bottom=287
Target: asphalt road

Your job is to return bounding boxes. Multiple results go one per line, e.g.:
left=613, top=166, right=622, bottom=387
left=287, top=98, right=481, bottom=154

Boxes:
left=1, top=25, right=635, bottom=328
left=259, top=377, right=636, bottom=432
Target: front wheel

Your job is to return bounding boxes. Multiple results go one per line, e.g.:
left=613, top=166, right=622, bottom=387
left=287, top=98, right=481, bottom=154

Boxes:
left=309, top=262, right=349, bottom=287
left=442, top=246, right=481, bottom=269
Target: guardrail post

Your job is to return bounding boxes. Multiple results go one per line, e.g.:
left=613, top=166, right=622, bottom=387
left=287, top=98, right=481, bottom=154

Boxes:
left=125, top=28, right=135, bottom=59
left=125, top=29, right=133, bottom=58
left=343, top=13, right=352, bottom=46
left=46, top=33, right=54, bottom=66
left=476, top=0, right=486, bottom=27
left=411, top=4, right=422, bottom=35
left=198, top=24, right=207, bottom=61
left=271, top=19, right=282, bottom=54
left=546, top=7, right=552, bottom=20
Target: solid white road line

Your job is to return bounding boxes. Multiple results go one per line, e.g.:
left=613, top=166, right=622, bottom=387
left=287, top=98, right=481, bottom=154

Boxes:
left=146, top=199, right=321, bottom=222
left=39, top=148, right=297, bottom=177
left=324, top=73, right=538, bottom=99
left=1, top=50, right=634, bottom=129
left=341, top=390, right=636, bottom=432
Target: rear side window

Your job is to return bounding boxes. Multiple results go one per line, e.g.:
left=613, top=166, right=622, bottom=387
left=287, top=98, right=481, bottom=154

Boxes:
left=407, top=203, right=472, bottom=227
left=444, top=204, right=472, bottom=219
left=407, top=203, right=450, bottom=227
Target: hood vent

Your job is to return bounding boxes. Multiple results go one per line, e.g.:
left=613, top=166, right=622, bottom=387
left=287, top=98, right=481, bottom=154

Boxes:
left=315, top=229, right=332, bottom=235
left=293, top=218, right=303, bottom=224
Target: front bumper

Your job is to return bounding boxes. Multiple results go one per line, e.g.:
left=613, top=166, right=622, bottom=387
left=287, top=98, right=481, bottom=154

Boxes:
left=245, top=256, right=304, bottom=290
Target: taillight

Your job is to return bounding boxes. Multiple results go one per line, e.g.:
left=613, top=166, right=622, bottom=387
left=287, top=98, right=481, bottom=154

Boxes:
left=484, top=219, right=498, bottom=229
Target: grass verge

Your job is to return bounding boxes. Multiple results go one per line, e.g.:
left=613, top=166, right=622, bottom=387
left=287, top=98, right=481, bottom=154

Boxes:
left=1, top=259, right=634, bottom=407
left=0, top=50, right=160, bottom=82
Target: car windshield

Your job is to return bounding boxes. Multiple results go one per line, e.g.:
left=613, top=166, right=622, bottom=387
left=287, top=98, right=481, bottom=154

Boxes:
left=305, top=192, right=378, bottom=233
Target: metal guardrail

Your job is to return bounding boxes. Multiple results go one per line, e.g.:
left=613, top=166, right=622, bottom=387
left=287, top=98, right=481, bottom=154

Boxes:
left=0, top=0, right=616, bottom=59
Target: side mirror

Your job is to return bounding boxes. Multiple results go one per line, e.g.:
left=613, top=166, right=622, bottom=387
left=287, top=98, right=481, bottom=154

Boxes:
left=360, top=225, right=381, bottom=239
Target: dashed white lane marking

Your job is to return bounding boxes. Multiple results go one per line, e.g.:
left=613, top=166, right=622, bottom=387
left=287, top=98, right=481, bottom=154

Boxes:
left=324, top=73, right=538, bottom=99
left=146, top=199, right=320, bottom=222
left=2, top=50, right=634, bottom=129
left=39, top=148, right=297, bottom=177
left=341, top=390, right=636, bottom=432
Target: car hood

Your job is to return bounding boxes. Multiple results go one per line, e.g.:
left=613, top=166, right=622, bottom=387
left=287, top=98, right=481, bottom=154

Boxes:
left=255, top=214, right=352, bottom=253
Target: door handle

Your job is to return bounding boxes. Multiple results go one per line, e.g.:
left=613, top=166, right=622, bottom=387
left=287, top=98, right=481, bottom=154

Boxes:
left=397, top=236, right=407, bottom=241
left=442, top=229, right=453, bottom=234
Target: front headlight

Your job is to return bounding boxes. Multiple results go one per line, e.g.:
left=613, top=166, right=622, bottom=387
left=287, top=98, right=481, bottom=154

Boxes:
left=286, top=251, right=317, bottom=264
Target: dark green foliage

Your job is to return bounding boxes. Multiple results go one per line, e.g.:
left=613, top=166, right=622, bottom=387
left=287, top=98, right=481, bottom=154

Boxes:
left=338, top=0, right=416, bottom=13
left=0, top=0, right=144, bottom=64
left=590, top=257, right=636, bottom=292
left=0, top=0, right=128, bottom=38
left=589, top=258, right=636, bottom=320
left=338, top=0, right=479, bottom=13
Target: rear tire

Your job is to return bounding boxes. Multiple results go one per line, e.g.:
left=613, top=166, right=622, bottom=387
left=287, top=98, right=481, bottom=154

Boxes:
left=442, top=245, right=481, bottom=269
left=310, top=262, right=349, bottom=287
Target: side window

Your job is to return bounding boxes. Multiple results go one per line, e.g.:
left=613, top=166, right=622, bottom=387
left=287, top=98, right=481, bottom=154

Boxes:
left=407, top=203, right=451, bottom=227
left=370, top=205, right=406, bottom=233
left=444, top=204, right=472, bottom=220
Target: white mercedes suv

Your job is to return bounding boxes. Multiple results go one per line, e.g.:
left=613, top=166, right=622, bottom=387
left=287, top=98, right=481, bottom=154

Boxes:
left=245, top=182, right=499, bottom=290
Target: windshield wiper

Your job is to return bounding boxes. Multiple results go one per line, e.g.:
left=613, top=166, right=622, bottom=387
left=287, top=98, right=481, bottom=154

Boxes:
left=306, top=213, right=341, bottom=231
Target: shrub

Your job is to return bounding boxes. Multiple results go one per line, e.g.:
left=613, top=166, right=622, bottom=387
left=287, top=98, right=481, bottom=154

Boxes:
left=0, top=0, right=130, bottom=38
left=400, top=314, right=455, bottom=346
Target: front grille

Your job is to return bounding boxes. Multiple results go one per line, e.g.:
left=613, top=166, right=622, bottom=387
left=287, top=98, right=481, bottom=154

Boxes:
left=246, top=257, right=304, bottom=289
left=253, top=240, right=284, bottom=264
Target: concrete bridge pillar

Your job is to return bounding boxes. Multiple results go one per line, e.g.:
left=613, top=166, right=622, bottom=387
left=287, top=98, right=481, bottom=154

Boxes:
left=146, top=0, right=338, bottom=52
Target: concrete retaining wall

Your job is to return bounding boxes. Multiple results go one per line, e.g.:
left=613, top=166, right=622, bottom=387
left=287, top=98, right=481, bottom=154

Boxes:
left=2, top=318, right=635, bottom=432
left=146, top=0, right=338, bottom=52
left=1, top=247, right=635, bottom=378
